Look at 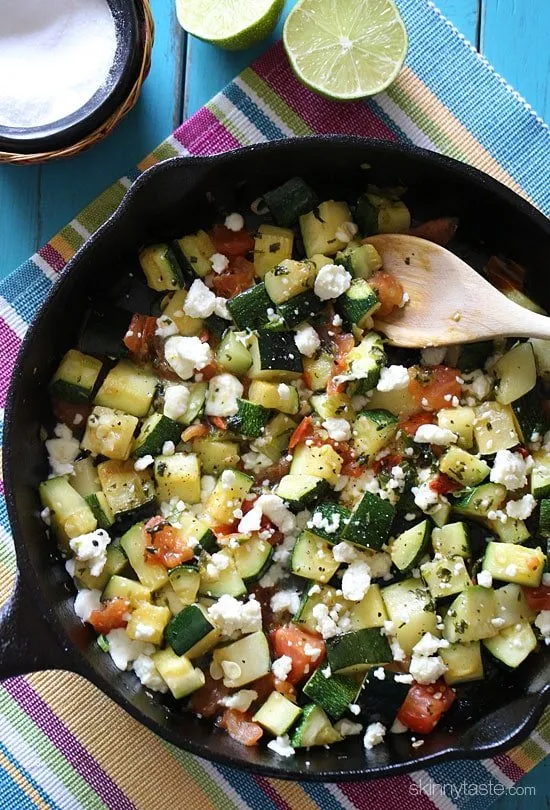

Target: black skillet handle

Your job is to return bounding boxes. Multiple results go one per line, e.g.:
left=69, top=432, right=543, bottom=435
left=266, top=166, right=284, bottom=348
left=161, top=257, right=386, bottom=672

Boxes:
left=0, top=574, right=75, bottom=679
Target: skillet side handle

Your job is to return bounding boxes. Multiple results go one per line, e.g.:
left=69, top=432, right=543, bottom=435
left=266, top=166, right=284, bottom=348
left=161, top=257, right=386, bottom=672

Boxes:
left=0, top=574, right=74, bottom=679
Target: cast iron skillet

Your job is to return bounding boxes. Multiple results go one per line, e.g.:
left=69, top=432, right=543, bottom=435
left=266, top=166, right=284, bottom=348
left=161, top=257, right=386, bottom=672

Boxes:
left=2, top=137, right=550, bottom=781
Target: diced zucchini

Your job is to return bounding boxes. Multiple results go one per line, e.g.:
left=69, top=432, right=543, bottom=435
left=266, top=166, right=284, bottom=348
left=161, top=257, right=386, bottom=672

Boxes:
left=530, top=338, right=550, bottom=384
left=126, top=603, right=171, bottom=645
left=335, top=243, right=382, bottom=279
left=440, top=641, right=484, bottom=685
left=293, top=583, right=340, bottom=633
left=347, top=584, right=389, bottom=630
left=263, top=177, right=319, bottom=228
left=337, top=279, right=379, bottom=328
left=85, top=492, right=115, bottom=530
left=540, top=500, right=550, bottom=537
left=473, top=402, right=519, bottom=454
left=381, top=578, right=438, bottom=654
left=431, top=501, right=452, bottom=528
left=74, top=541, right=125, bottom=592
left=232, top=537, right=273, bottom=582
left=120, top=523, right=169, bottom=591
left=97, top=460, right=155, bottom=519
left=226, top=283, right=273, bottom=330
left=494, top=342, right=537, bottom=405
left=78, top=308, right=130, bottom=360
left=482, top=542, right=545, bottom=587
left=443, top=586, right=498, bottom=643
left=437, top=406, right=475, bottom=450
left=276, top=290, right=324, bottom=328
left=439, top=446, right=490, bottom=487
left=453, top=483, right=507, bottom=521
left=168, top=564, right=201, bottom=605
left=290, top=443, right=343, bottom=487
left=347, top=332, right=386, bottom=393
left=276, top=474, right=329, bottom=509
left=139, top=244, right=185, bottom=291
left=355, top=192, right=410, bottom=236
left=253, top=223, right=295, bottom=278
left=306, top=502, right=350, bottom=542
left=95, top=360, right=158, bottom=418
left=340, top=491, right=395, bottom=550
left=132, top=413, right=182, bottom=458
left=494, top=583, right=536, bottom=629
left=483, top=622, right=537, bottom=669
left=165, top=381, right=207, bottom=426
left=264, top=259, right=316, bottom=304
left=199, top=550, right=247, bottom=598
left=303, top=667, right=360, bottom=719
left=248, top=331, right=303, bottom=381
left=154, top=582, right=186, bottom=615
left=531, top=451, right=550, bottom=499
left=154, top=453, right=201, bottom=504
left=252, top=413, right=296, bottom=462
left=216, top=330, right=253, bottom=374
left=326, top=628, right=393, bottom=674
left=253, top=691, right=302, bottom=736
left=352, top=409, right=398, bottom=462
left=368, top=385, right=419, bottom=418
left=172, top=229, right=216, bottom=278
left=512, top=389, right=544, bottom=443
left=291, top=704, right=343, bottom=747
left=421, top=555, right=472, bottom=599
left=310, top=393, right=354, bottom=422
left=457, top=341, right=493, bottom=372
left=303, top=351, right=334, bottom=392
left=487, top=516, right=530, bottom=544
left=206, top=469, right=253, bottom=524
left=212, top=631, right=271, bottom=688
left=102, top=574, right=151, bottom=606
left=389, top=520, right=430, bottom=572
left=431, top=522, right=470, bottom=558
left=82, top=406, right=139, bottom=461
left=50, top=349, right=102, bottom=403
left=71, top=457, right=101, bottom=498
left=165, top=603, right=219, bottom=657
left=290, top=531, right=341, bottom=583
left=39, top=476, right=97, bottom=548
left=152, top=648, right=205, bottom=699
left=161, top=289, right=203, bottom=336
left=300, top=200, right=354, bottom=257
left=192, top=437, right=241, bottom=474
left=248, top=380, right=299, bottom=415
left=360, top=668, right=411, bottom=723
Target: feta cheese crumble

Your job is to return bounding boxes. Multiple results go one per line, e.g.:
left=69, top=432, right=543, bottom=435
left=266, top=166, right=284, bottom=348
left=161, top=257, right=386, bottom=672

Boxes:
left=413, top=424, right=457, bottom=446
left=73, top=588, right=102, bottom=623
left=294, top=323, right=321, bottom=357
left=505, top=494, right=536, bottom=520
left=267, top=735, right=295, bottom=757
left=133, top=654, right=168, bottom=693
left=270, top=590, right=301, bottom=615
left=363, top=721, right=386, bottom=750
left=155, top=315, right=179, bottom=338
left=477, top=569, right=493, bottom=588
left=409, top=654, right=447, bottom=685
left=323, top=417, right=351, bottom=442
left=272, top=655, right=293, bottom=681
left=225, top=212, right=244, bottom=231
left=535, top=610, right=550, bottom=644
left=164, top=384, right=190, bottom=421
left=46, top=423, right=80, bottom=476
left=69, top=529, right=110, bottom=577
left=490, top=450, right=532, bottom=491
left=210, top=252, right=229, bottom=274
left=238, top=493, right=296, bottom=536
left=376, top=365, right=409, bottom=392
left=134, top=454, right=154, bottom=471
left=341, top=560, right=371, bottom=602
left=165, top=336, right=212, bottom=380
left=106, top=629, right=154, bottom=671
left=314, top=263, right=351, bottom=300
left=183, top=279, right=216, bottom=318
left=219, top=690, right=258, bottom=711
left=207, top=595, right=262, bottom=637
left=205, top=374, right=243, bottom=417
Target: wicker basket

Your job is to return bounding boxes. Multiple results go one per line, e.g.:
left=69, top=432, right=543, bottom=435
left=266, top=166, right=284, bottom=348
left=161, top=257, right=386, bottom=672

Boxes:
left=0, top=0, right=154, bottom=165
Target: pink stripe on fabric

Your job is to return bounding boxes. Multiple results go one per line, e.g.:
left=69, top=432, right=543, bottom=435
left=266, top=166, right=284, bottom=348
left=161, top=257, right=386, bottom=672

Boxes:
left=38, top=245, right=65, bottom=273
left=0, top=319, right=22, bottom=408
left=492, top=753, right=525, bottom=782
left=253, top=43, right=399, bottom=142
left=339, top=773, right=437, bottom=810
left=175, top=108, right=241, bottom=155
left=3, top=678, right=136, bottom=810
left=254, top=775, right=293, bottom=810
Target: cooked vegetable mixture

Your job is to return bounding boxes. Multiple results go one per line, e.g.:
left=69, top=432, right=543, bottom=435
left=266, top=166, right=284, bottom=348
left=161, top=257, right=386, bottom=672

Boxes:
left=41, top=177, right=550, bottom=757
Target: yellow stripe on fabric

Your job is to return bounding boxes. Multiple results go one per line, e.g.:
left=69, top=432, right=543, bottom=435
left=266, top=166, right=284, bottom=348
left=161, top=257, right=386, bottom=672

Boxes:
left=49, top=234, right=76, bottom=263
left=268, top=777, right=321, bottom=810
left=0, top=562, right=16, bottom=606
left=138, top=141, right=180, bottom=171
left=29, top=672, right=217, bottom=810
left=208, top=101, right=253, bottom=147
left=391, top=67, right=532, bottom=205
left=0, top=748, right=52, bottom=810
left=508, top=746, right=535, bottom=772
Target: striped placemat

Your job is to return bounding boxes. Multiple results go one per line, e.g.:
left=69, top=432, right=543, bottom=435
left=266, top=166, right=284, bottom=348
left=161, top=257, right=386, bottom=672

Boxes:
left=1, top=1, right=549, bottom=808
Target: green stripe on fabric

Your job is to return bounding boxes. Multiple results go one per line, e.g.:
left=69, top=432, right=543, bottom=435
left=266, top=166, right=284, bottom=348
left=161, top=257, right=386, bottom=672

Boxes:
left=207, top=101, right=254, bottom=147
left=59, top=226, right=85, bottom=253
left=77, top=181, right=129, bottom=235
left=163, top=741, right=240, bottom=810
left=0, top=689, right=106, bottom=810
left=240, top=68, right=315, bottom=137
left=386, top=82, right=469, bottom=162
left=516, top=734, right=546, bottom=764
left=151, top=142, right=181, bottom=162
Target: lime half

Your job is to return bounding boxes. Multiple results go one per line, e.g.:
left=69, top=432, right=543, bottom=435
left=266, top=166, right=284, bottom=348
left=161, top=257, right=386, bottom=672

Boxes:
left=283, top=0, right=408, bottom=101
left=176, top=0, right=284, bottom=51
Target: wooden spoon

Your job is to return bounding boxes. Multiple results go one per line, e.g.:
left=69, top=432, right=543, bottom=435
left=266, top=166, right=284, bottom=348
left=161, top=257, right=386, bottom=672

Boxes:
left=366, top=233, right=550, bottom=348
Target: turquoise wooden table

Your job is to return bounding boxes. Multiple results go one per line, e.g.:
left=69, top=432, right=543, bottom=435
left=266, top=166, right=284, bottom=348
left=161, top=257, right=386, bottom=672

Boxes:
left=0, top=0, right=549, bottom=804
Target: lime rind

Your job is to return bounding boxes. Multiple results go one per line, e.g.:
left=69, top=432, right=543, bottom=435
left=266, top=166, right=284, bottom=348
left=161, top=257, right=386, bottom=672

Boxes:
left=283, top=0, right=408, bottom=101
left=176, top=0, right=284, bottom=51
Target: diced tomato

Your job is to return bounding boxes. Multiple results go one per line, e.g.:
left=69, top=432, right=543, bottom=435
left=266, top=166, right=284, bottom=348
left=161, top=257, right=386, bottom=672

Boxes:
left=251, top=673, right=296, bottom=706
left=88, top=598, right=131, bottom=634
left=51, top=399, right=92, bottom=430
left=181, top=423, right=209, bottom=443
left=522, top=585, right=550, bottom=612
left=400, top=411, right=433, bottom=436
left=372, top=452, right=405, bottom=476
left=249, top=584, right=278, bottom=632
left=429, top=473, right=461, bottom=495
left=270, top=625, right=326, bottom=684
left=212, top=225, right=255, bottom=258
left=409, top=217, right=459, bottom=246
left=199, top=360, right=220, bottom=381
left=144, top=521, right=194, bottom=569
left=255, top=456, right=292, bottom=487
left=486, top=255, right=526, bottom=293
left=408, top=365, right=462, bottom=412
left=211, top=256, right=256, bottom=298
left=327, top=333, right=355, bottom=395
left=218, top=709, right=263, bottom=746
left=516, top=446, right=530, bottom=460
left=397, top=681, right=456, bottom=734
left=123, top=313, right=157, bottom=362
left=289, top=416, right=314, bottom=449
left=190, top=672, right=230, bottom=717
left=210, top=416, right=227, bottom=430
left=370, top=271, right=405, bottom=317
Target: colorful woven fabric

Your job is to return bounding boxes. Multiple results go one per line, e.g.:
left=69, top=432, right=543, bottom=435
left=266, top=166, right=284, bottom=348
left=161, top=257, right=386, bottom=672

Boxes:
left=1, top=1, right=549, bottom=807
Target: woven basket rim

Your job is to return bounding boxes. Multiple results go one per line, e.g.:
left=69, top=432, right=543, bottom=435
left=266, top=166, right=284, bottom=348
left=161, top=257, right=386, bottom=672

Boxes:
left=0, top=0, right=154, bottom=165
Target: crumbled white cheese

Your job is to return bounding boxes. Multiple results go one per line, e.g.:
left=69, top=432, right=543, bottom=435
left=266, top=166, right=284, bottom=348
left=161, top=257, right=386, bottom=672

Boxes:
left=258, top=562, right=285, bottom=588
left=106, top=629, right=154, bottom=671
left=413, top=633, right=448, bottom=657
left=490, top=450, right=532, bottom=491
left=335, top=719, right=363, bottom=736
left=335, top=221, right=358, bottom=243
left=205, top=373, right=243, bottom=417
left=389, top=638, right=407, bottom=662
left=421, top=347, right=446, bottom=366
left=505, top=494, right=537, bottom=520
left=462, top=369, right=493, bottom=401
left=241, top=450, right=273, bottom=472
left=376, top=365, right=409, bottom=392
left=477, top=569, right=493, bottom=588
left=221, top=469, right=237, bottom=490
left=184, top=279, right=217, bottom=319
left=409, top=654, right=447, bottom=685
left=272, top=655, right=293, bottom=681
left=348, top=703, right=361, bottom=715
left=341, top=560, right=371, bottom=602
left=207, top=595, right=262, bottom=636
left=133, top=654, right=168, bottom=693
left=323, top=417, right=351, bottom=442
left=309, top=510, right=342, bottom=536
left=535, top=610, right=550, bottom=645
left=414, top=424, right=457, bottom=446
left=164, top=384, right=190, bottom=421
left=73, top=588, right=102, bottom=623
left=134, top=454, right=154, bottom=471
left=69, top=529, right=111, bottom=577
left=314, top=263, right=352, bottom=300
left=390, top=718, right=409, bottom=734
left=155, top=315, right=179, bottom=338
left=238, top=493, right=296, bottom=536
left=210, top=252, right=229, bottom=274
left=373, top=667, right=386, bottom=680
left=40, top=507, right=51, bottom=526
left=46, top=422, right=80, bottom=476
left=206, top=551, right=230, bottom=579
left=224, top=212, right=244, bottom=231
left=312, top=603, right=339, bottom=639
left=294, top=323, right=321, bottom=357
left=162, top=440, right=176, bottom=456
left=363, top=721, right=386, bottom=750
left=133, top=623, right=157, bottom=642
left=412, top=482, right=442, bottom=513
left=270, top=590, right=300, bottom=615
left=303, top=643, right=322, bottom=661
left=165, top=336, right=212, bottom=380
left=219, top=689, right=258, bottom=711
left=214, top=296, right=232, bottom=320
left=394, top=673, right=414, bottom=684
left=267, top=735, right=295, bottom=757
